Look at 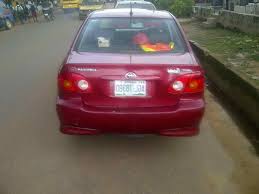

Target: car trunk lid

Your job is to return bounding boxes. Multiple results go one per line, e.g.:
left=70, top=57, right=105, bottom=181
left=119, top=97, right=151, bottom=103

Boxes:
left=66, top=52, right=199, bottom=109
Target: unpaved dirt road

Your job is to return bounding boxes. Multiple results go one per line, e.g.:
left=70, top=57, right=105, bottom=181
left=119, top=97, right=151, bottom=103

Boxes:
left=0, top=12, right=258, bottom=194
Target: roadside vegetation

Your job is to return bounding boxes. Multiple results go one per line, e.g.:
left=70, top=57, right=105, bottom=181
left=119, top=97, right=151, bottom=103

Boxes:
left=153, top=0, right=194, bottom=17
left=152, top=0, right=259, bottom=85
left=182, top=21, right=259, bottom=85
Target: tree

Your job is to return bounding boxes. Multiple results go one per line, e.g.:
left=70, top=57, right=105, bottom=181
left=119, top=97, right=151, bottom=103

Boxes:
left=171, top=0, right=194, bottom=17
left=153, top=0, right=194, bottom=17
left=155, top=0, right=174, bottom=10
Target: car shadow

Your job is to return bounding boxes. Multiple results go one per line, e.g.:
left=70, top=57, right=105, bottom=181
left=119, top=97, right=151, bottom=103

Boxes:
left=65, top=134, right=185, bottom=154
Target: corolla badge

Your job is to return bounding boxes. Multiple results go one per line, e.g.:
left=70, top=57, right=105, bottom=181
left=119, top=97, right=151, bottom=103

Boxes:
left=71, top=67, right=97, bottom=72
left=125, top=72, right=137, bottom=79
left=167, top=68, right=193, bottom=74
left=167, top=68, right=181, bottom=74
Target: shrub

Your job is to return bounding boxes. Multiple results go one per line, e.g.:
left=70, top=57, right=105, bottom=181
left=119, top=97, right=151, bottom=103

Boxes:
left=153, top=0, right=172, bottom=10
left=170, top=0, right=194, bottom=17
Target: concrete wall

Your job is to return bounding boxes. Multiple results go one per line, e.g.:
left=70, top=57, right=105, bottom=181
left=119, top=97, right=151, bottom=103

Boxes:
left=193, top=6, right=259, bottom=34
left=217, top=10, right=259, bottom=34
left=234, top=4, right=259, bottom=15
left=190, top=41, right=259, bottom=128
left=193, top=6, right=214, bottom=20
left=234, top=5, right=247, bottom=13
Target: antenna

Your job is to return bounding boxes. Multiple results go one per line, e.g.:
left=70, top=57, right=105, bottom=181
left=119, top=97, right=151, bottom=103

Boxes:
left=130, top=2, right=133, bottom=16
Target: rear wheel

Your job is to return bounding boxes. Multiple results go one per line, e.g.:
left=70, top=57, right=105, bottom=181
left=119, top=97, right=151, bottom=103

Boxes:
left=44, top=15, right=50, bottom=22
left=5, top=19, right=13, bottom=30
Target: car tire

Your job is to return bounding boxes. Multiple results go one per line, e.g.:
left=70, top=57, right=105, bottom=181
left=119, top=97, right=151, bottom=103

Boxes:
left=5, top=19, right=13, bottom=30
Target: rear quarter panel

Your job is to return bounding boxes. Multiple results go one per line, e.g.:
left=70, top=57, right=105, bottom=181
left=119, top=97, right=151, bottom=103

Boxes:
left=169, top=12, right=200, bottom=65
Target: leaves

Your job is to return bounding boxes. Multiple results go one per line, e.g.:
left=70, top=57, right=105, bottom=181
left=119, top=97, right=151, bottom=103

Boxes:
left=170, top=0, right=194, bottom=17
left=154, top=0, right=194, bottom=17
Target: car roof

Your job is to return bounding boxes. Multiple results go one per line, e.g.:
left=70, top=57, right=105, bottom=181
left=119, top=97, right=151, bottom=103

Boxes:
left=89, top=9, right=172, bottom=19
left=117, top=1, right=154, bottom=4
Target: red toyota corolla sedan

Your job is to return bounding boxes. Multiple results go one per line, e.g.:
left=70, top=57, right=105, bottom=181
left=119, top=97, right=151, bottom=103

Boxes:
left=56, top=9, right=205, bottom=136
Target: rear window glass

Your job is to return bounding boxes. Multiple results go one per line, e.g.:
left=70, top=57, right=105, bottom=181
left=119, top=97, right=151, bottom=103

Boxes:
left=116, top=3, right=155, bottom=10
left=75, top=17, right=186, bottom=54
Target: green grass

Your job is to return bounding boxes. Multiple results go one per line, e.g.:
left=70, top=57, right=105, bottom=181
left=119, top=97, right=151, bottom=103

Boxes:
left=181, top=21, right=259, bottom=86
left=186, top=24, right=259, bottom=62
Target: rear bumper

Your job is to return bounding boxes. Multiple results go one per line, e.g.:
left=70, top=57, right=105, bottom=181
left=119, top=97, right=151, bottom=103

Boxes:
left=63, top=6, right=79, bottom=13
left=56, top=98, right=205, bottom=136
left=63, top=4, right=78, bottom=9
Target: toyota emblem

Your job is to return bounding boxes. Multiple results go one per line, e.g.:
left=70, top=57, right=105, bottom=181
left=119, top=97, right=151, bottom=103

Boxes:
left=125, top=72, right=137, bottom=79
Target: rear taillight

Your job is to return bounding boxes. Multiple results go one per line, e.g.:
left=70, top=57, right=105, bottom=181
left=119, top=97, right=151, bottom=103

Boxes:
left=58, top=73, right=91, bottom=94
left=168, top=72, right=204, bottom=94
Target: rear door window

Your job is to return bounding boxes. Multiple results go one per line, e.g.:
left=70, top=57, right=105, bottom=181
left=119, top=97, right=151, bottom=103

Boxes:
left=75, top=17, right=186, bottom=54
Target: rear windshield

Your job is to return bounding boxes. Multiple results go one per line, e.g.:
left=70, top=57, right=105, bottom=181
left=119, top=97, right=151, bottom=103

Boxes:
left=116, top=3, right=156, bottom=10
left=75, top=17, right=186, bottom=54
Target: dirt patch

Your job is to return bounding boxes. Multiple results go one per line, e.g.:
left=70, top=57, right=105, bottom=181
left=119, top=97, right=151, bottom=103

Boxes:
left=205, top=91, right=259, bottom=194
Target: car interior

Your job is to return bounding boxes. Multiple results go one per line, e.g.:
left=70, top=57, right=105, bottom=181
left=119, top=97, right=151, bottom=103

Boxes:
left=78, top=18, right=185, bottom=53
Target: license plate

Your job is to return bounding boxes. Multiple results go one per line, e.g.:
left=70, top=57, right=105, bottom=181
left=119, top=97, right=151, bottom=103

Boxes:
left=114, top=80, right=146, bottom=97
